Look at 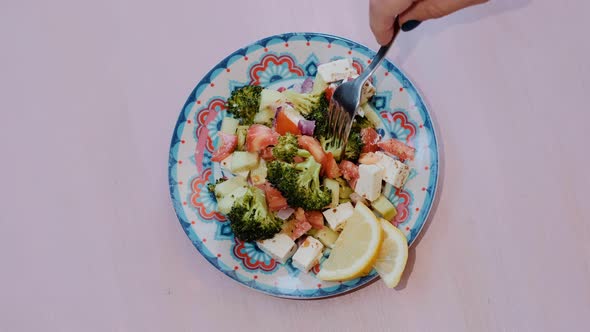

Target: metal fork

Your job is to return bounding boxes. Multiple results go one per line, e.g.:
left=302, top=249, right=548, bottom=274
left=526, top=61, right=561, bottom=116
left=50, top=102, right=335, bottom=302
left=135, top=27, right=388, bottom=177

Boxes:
left=328, top=16, right=401, bottom=150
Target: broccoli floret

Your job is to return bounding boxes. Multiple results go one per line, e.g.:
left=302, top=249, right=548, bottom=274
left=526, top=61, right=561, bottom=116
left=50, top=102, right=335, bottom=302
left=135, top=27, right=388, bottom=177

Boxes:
left=319, top=129, right=363, bottom=162
left=283, top=90, right=330, bottom=136
left=352, top=115, right=373, bottom=131
left=343, top=131, right=363, bottom=161
left=227, top=186, right=282, bottom=242
left=320, top=136, right=343, bottom=161
left=267, top=158, right=332, bottom=211
left=226, top=85, right=263, bottom=125
left=272, top=133, right=311, bottom=162
left=207, top=178, right=227, bottom=193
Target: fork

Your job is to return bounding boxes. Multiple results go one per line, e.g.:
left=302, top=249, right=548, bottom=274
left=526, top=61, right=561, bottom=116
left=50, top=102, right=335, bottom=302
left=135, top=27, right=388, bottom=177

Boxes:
left=327, top=16, right=401, bottom=150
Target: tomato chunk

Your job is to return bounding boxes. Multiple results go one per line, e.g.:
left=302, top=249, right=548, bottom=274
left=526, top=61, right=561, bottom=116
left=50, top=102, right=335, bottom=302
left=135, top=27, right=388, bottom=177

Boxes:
left=291, top=208, right=312, bottom=240
left=305, top=210, right=324, bottom=230
left=211, top=133, right=237, bottom=162
left=258, top=183, right=288, bottom=212
left=275, top=109, right=301, bottom=136
left=360, top=127, right=380, bottom=154
left=297, top=135, right=326, bottom=164
left=260, top=147, right=275, bottom=161
left=246, top=124, right=279, bottom=152
left=378, top=138, right=416, bottom=161
left=339, top=160, right=359, bottom=189
left=322, top=152, right=342, bottom=179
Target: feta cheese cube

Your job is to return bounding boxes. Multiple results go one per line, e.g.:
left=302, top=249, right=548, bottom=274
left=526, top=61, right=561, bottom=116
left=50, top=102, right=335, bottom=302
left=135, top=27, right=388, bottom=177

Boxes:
left=292, top=236, right=324, bottom=272
left=317, top=59, right=357, bottom=83
left=356, top=164, right=384, bottom=201
left=323, top=202, right=354, bottom=231
left=375, top=152, right=410, bottom=189
left=256, top=233, right=298, bottom=264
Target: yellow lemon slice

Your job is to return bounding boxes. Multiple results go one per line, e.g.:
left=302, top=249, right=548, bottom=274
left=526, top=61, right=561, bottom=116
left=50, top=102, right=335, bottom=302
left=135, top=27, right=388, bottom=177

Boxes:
left=317, top=202, right=382, bottom=281
left=373, top=218, right=409, bottom=288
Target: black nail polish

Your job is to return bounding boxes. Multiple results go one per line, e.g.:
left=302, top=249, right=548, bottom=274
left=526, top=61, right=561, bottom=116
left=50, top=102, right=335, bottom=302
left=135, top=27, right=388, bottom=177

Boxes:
left=401, top=20, right=422, bottom=32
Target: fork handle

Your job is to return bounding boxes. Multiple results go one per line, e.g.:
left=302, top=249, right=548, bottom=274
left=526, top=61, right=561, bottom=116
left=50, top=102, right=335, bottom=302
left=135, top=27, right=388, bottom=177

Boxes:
left=357, top=16, right=400, bottom=85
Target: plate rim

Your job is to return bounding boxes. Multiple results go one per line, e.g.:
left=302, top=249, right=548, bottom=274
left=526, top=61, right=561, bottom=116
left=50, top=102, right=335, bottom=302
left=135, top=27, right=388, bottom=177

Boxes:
left=168, top=31, right=440, bottom=299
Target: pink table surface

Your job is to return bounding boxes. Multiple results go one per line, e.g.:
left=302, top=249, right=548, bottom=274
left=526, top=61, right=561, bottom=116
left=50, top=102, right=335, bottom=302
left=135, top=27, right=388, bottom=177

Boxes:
left=1, top=0, right=590, bottom=331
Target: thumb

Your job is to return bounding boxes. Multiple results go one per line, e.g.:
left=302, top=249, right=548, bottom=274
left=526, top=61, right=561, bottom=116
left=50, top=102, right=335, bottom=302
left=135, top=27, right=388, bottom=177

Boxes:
left=400, top=0, right=487, bottom=25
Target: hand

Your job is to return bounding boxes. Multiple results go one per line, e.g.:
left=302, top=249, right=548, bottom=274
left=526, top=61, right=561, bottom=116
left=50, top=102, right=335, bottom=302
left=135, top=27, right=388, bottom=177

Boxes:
left=369, top=0, right=488, bottom=44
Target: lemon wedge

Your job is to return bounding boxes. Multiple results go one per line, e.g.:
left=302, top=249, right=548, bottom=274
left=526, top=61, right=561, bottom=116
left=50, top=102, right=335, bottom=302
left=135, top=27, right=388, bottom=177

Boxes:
left=316, top=202, right=382, bottom=281
left=373, top=218, right=408, bottom=288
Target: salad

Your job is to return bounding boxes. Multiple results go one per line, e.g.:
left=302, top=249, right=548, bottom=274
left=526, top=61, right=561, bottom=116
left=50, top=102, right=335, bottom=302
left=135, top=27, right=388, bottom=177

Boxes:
left=208, top=58, right=415, bottom=287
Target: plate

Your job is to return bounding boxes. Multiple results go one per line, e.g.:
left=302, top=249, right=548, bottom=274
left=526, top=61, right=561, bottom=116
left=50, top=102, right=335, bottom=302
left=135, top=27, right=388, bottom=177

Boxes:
left=168, top=32, right=439, bottom=299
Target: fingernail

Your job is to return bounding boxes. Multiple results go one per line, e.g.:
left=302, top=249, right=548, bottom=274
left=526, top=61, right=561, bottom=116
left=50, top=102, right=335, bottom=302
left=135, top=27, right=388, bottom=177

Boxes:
left=401, top=20, right=421, bottom=32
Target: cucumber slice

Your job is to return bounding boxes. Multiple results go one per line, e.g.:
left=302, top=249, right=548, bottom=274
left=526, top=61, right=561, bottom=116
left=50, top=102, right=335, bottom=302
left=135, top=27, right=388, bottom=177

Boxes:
left=220, top=117, right=239, bottom=135
left=259, top=89, right=285, bottom=112
left=231, top=151, right=259, bottom=172
left=214, top=176, right=248, bottom=199
left=253, top=107, right=275, bottom=125
left=236, top=126, right=249, bottom=151
left=312, top=75, right=328, bottom=95
left=217, top=186, right=248, bottom=214
left=250, top=159, right=267, bottom=185
left=324, top=178, right=340, bottom=209
left=308, top=227, right=339, bottom=249
left=371, top=194, right=398, bottom=221
left=361, top=103, right=382, bottom=128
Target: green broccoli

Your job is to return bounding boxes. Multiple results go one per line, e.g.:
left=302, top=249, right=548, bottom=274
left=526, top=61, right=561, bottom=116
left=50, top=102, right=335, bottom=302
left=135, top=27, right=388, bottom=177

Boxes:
left=352, top=115, right=373, bottom=131
left=318, top=129, right=363, bottom=162
left=272, top=133, right=311, bottom=162
left=283, top=90, right=330, bottom=136
left=227, top=186, right=283, bottom=242
left=266, top=158, right=332, bottom=211
left=226, top=85, right=263, bottom=125
left=343, top=131, right=363, bottom=161
left=319, top=135, right=343, bottom=161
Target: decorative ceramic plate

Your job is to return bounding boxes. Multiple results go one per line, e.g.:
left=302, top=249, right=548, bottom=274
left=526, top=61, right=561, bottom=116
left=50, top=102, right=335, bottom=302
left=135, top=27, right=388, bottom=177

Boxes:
left=168, top=32, right=439, bottom=299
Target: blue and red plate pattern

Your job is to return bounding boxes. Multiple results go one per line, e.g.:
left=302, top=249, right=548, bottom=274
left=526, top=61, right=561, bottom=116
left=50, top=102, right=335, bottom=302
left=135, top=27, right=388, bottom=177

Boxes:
left=168, top=33, right=439, bottom=299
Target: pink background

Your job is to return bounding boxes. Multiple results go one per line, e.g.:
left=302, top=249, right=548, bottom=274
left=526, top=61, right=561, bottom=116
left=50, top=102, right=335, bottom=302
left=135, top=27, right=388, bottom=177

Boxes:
left=1, top=0, right=589, bottom=331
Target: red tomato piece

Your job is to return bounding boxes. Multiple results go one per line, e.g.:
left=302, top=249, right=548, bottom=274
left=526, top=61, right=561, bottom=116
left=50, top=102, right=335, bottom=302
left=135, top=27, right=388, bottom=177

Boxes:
left=378, top=138, right=416, bottom=161
left=259, top=183, right=288, bottom=212
left=246, top=124, right=279, bottom=153
left=260, top=147, right=275, bottom=161
left=275, top=110, right=301, bottom=136
left=361, top=127, right=381, bottom=154
left=358, top=152, right=381, bottom=165
left=325, top=85, right=335, bottom=101
left=291, top=208, right=312, bottom=240
left=322, top=152, right=342, bottom=179
left=297, top=135, right=326, bottom=164
left=211, top=133, right=237, bottom=162
left=339, top=160, right=359, bottom=189
left=305, top=210, right=324, bottom=230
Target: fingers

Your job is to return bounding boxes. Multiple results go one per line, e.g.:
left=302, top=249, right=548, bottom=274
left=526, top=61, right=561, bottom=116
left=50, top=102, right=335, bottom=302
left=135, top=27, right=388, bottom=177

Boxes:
left=399, top=0, right=488, bottom=24
left=369, top=0, right=414, bottom=45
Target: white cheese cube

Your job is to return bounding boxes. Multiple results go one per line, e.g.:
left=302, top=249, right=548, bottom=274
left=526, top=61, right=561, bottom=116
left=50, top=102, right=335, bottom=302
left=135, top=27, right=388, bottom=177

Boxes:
left=375, top=152, right=410, bottom=189
left=292, top=237, right=324, bottom=272
left=317, top=59, right=357, bottom=83
left=356, top=164, right=384, bottom=201
left=322, top=202, right=354, bottom=231
left=256, top=233, right=298, bottom=264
